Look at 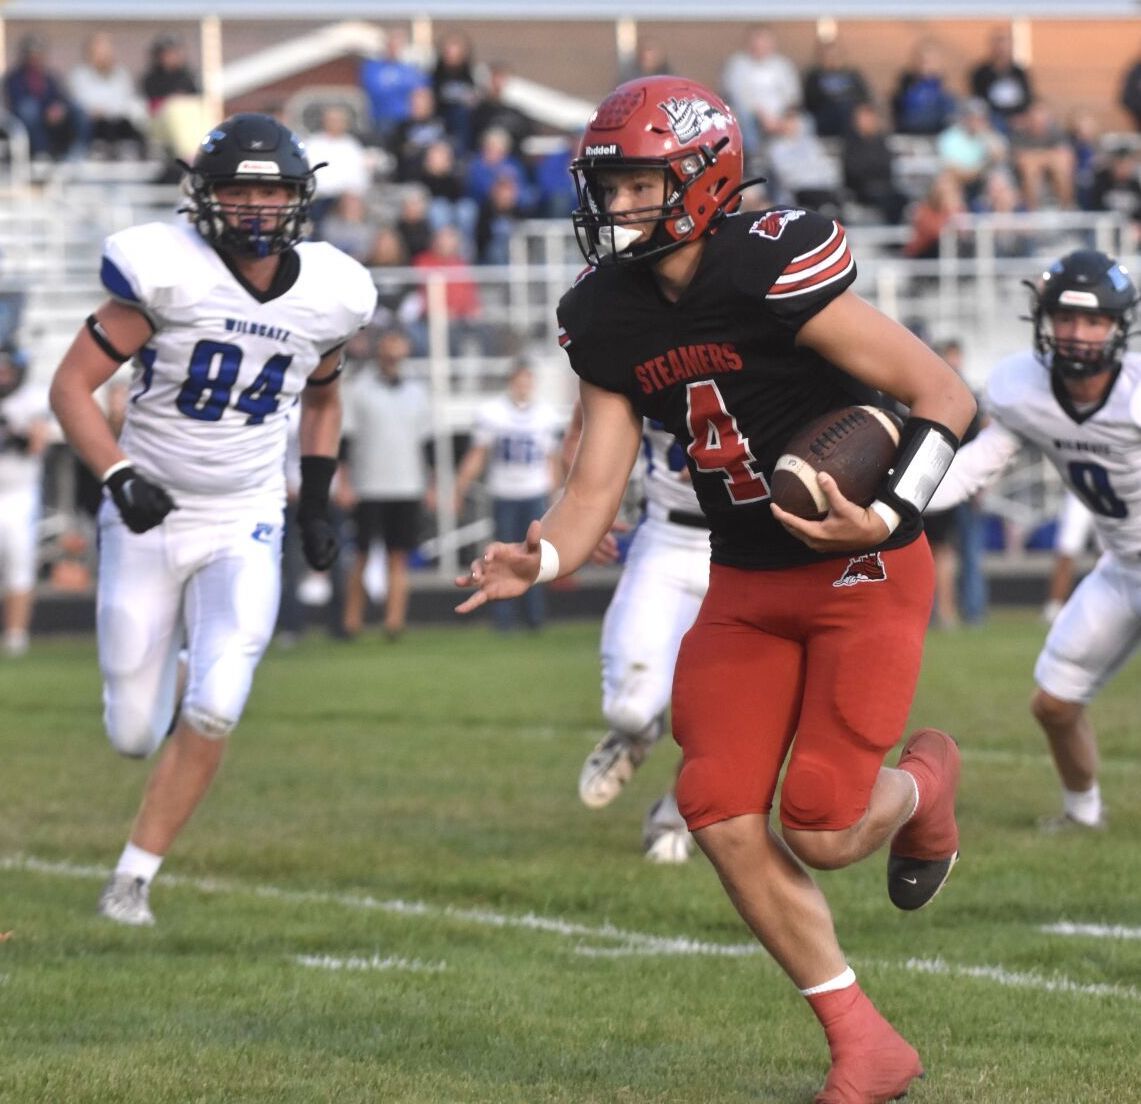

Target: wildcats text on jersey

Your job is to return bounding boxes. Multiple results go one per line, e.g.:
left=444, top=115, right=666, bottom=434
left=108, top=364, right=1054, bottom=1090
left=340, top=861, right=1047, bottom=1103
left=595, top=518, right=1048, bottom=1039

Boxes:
left=223, top=318, right=293, bottom=343
left=635, top=342, right=743, bottom=394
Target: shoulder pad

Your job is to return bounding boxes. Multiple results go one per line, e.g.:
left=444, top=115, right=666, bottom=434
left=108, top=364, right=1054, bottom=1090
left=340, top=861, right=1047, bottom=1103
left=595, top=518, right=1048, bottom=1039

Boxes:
left=101, top=222, right=218, bottom=312
left=297, top=242, right=379, bottom=335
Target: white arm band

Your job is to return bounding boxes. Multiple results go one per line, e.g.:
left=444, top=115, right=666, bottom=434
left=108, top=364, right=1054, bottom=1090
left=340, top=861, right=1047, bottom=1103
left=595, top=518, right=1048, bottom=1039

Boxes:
left=100, top=459, right=133, bottom=484
left=535, top=538, right=561, bottom=584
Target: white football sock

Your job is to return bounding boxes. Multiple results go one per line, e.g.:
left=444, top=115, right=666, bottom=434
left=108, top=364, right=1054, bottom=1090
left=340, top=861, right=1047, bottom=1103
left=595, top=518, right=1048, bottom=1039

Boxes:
left=800, top=966, right=856, bottom=996
left=1062, top=783, right=1102, bottom=826
left=115, top=842, right=164, bottom=883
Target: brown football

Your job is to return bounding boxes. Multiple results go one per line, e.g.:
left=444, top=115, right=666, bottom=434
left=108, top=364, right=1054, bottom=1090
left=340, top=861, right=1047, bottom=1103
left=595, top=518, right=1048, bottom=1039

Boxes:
left=770, top=405, right=903, bottom=520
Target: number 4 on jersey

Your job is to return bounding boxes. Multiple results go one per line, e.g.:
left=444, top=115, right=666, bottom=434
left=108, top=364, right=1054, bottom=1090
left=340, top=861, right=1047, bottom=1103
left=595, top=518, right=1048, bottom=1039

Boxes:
left=685, top=379, right=770, bottom=503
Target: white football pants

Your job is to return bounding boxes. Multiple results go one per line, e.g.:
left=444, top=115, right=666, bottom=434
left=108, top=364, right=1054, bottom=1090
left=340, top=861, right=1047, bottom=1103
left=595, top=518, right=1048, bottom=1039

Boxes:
left=599, top=517, right=710, bottom=736
left=96, top=495, right=282, bottom=757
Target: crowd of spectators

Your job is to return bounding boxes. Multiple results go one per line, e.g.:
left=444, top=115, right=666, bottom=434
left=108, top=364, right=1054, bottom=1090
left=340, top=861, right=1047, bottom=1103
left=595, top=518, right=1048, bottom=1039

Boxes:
left=2, top=24, right=1140, bottom=275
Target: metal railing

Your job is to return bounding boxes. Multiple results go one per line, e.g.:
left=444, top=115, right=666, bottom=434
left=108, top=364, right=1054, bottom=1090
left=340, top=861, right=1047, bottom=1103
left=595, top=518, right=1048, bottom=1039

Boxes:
left=1, top=178, right=1131, bottom=583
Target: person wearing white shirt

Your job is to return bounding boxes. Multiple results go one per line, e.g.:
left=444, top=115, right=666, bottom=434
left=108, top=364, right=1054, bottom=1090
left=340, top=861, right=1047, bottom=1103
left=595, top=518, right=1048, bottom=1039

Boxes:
left=454, top=360, right=563, bottom=631
left=0, top=344, right=50, bottom=657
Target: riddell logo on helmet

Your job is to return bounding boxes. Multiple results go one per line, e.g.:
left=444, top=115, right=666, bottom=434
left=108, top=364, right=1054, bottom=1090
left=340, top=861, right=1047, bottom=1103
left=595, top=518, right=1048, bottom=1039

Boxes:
left=235, top=159, right=282, bottom=176
left=833, top=553, right=888, bottom=587
left=584, top=143, right=621, bottom=157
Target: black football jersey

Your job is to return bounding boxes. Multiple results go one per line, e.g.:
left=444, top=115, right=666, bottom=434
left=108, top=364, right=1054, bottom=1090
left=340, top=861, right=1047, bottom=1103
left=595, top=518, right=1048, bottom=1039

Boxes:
left=556, top=206, right=923, bottom=570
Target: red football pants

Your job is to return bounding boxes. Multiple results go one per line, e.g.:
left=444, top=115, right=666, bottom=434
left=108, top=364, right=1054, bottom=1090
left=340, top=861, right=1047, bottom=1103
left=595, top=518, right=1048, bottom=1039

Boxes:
left=672, top=537, right=934, bottom=833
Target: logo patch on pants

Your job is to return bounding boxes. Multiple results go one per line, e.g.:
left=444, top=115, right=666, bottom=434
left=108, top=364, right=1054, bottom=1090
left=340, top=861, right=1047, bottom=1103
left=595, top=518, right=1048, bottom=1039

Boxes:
left=833, top=552, right=887, bottom=587
left=250, top=522, right=276, bottom=544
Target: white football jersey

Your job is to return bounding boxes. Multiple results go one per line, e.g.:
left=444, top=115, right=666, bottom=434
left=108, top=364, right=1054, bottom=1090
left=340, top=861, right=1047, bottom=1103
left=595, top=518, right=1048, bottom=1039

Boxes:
left=472, top=394, right=563, bottom=500
left=929, top=350, right=1141, bottom=563
left=104, top=221, right=377, bottom=502
left=641, top=418, right=702, bottom=519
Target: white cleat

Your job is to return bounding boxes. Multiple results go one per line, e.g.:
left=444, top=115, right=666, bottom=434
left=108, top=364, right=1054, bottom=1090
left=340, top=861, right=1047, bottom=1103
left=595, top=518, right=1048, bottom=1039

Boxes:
left=579, top=731, right=648, bottom=808
left=642, top=793, right=694, bottom=864
left=97, top=872, right=156, bottom=927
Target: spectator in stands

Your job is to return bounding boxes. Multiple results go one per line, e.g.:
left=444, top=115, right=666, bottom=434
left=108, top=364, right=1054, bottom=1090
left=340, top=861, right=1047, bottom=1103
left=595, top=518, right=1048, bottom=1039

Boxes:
left=902, top=171, right=968, bottom=260
left=395, top=184, right=437, bottom=259
left=140, top=33, right=199, bottom=115
left=475, top=171, right=527, bottom=265
left=1119, top=55, right=1141, bottom=131
left=340, top=327, right=433, bottom=641
left=1068, top=111, right=1102, bottom=211
left=359, top=26, right=427, bottom=147
left=391, top=84, right=450, bottom=183
left=765, top=108, right=844, bottom=218
left=892, top=39, right=958, bottom=137
left=721, top=25, right=802, bottom=164
left=969, top=27, right=1034, bottom=133
left=465, top=125, right=532, bottom=209
left=1091, top=142, right=1141, bottom=242
left=366, top=226, right=427, bottom=353
left=140, top=33, right=206, bottom=168
left=617, top=38, right=672, bottom=85
left=303, top=105, right=372, bottom=224
left=936, top=97, right=1009, bottom=203
left=841, top=101, right=908, bottom=225
left=68, top=32, right=148, bottom=160
left=1010, top=100, right=1076, bottom=210
left=411, top=224, right=484, bottom=354
left=432, top=30, right=480, bottom=153
left=453, top=359, right=564, bottom=633
left=0, top=342, right=49, bottom=658
left=532, top=137, right=577, bottom=218
left=316, top=192, right=376, bottom=263
left=470, top=61, right=534, bottom=157
left=970, top=168, right=1034, bottom=257
left=419, top=138, right=478, bottom=241
left=3, top=34, right=88, bottom=161
left=801, top=37, right=871, bottom=140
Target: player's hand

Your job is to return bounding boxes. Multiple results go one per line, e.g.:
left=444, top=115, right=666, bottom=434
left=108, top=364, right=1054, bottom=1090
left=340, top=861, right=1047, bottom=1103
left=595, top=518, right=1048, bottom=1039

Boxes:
left=455, top=519, right=542, bottom=614
left=770, top=473, right=893, bottom=553
left=297, top=508, right=339, bottom=570
left=104, top=465, right=176, bottom=534
left=588, top=519, right=630, bottom=565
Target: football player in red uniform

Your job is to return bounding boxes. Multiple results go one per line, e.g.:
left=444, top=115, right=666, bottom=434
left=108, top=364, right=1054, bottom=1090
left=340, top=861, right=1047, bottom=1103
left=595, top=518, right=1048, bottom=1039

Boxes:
left=457, top=77, right=975, bottom=1104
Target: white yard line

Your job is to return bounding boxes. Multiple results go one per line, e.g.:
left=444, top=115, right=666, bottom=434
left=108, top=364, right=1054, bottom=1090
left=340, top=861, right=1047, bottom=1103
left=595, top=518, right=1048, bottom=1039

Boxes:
left=1041, top=921, right=1141, bottom=940
left=5, top=854, right=1138, bottom=1002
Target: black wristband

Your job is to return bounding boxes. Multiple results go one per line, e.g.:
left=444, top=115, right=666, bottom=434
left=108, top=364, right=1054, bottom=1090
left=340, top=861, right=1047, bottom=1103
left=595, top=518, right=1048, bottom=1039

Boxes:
left=298, top=455, right=337, bottom=515
left=877, top=417, right=960, bottom=520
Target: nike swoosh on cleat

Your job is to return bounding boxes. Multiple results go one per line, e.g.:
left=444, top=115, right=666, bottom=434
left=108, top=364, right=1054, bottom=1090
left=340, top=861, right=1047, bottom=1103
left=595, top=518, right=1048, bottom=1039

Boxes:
left=901, top=876, right=918, bottom=884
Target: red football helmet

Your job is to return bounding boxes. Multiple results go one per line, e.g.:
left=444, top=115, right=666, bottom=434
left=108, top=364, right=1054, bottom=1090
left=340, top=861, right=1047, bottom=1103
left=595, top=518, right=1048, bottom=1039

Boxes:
left=571, top=76, right=745, bottom=266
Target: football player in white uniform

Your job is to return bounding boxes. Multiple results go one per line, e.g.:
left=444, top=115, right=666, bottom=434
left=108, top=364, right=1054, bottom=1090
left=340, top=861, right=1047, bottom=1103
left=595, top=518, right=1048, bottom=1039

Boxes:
left=575, top=414, right=709, bottom=864
left=927, top=249, right=1140, bottom=831
left=50, top=114, right=378, bottom=925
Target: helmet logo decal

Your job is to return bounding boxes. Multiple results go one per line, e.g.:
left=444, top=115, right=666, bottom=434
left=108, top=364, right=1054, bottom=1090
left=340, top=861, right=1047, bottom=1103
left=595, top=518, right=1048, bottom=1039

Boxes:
left=1057, top=290, right=1101, bottom=309
left=200, top=128, right=226, bottom=153
left=584, top=143, right=620, bottom=157
left=235, top=159, right=282, bottom=176
left=749, top=209, right=805, bottom=240
left=659, top=96, right=731, bottom=144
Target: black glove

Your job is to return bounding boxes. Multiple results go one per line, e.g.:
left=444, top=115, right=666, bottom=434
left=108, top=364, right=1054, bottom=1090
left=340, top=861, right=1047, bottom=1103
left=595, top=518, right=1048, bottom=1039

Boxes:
left=297, top=507, right=339, bottom=571
left=104, top=464, right=176, bottom=534
left=297, top=455, right=339, bottom=570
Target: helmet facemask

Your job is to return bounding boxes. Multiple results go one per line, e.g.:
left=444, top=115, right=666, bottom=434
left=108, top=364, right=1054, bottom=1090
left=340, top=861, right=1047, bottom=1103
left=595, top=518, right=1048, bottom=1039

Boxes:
left=1024, top=250, right=1138, bottom=383
left=187, top=174, right=315, bottom=258
left=180, top=114, right=320, bottom=258
left=1033, top=306, right=1130, bottom=381
left=572, top=145, right=735, bottom=267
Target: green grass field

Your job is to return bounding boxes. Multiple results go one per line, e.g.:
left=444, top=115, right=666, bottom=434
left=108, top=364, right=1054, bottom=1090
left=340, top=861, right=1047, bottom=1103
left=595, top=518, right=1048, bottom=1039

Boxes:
left=2, top=612, right=1139, bottom=1104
